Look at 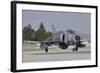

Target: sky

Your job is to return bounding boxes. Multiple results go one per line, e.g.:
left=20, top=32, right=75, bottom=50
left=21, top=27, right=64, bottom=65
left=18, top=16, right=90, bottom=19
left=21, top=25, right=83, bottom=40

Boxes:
left=22, top=10, right=91, bottom=36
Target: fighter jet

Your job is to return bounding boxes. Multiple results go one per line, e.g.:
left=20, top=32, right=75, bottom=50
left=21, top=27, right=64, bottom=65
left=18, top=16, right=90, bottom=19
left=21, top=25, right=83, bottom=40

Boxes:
left=40, top=25, right=88, bottom=52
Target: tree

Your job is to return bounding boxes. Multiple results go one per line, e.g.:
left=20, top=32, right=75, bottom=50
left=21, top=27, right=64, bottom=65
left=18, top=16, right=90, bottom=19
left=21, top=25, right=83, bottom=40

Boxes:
left=29, top=29, right=36, bottom=41
left=35, top=22, right=46, bottom=41
left=23, top=24, right=35, bottom=41
left=45, top=32, right=52, bottom=39
left=23, top=23, right=53, bottom=41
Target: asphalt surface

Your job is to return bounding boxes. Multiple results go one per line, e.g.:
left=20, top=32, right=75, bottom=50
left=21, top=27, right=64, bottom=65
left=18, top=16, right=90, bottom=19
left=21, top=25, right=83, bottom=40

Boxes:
left=22, top=46, right=91, bottom=63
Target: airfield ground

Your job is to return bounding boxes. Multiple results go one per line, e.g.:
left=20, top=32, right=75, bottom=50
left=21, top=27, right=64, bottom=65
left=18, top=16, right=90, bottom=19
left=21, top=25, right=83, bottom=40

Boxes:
left=22, top=42, right=91, bottom=63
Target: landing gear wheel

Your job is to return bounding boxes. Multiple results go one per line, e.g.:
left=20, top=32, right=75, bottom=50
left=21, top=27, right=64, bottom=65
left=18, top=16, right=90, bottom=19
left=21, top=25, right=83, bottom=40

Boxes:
left=75, top=45, right=78, bottom=51
left=72, top=43, right=79, bottom=52
left=45, top=48, right=48, bottom=53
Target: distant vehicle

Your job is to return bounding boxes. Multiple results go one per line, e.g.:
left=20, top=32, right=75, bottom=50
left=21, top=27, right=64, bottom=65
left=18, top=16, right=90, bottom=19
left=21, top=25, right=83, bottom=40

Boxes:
left=40, top=25, right=87, bottom=52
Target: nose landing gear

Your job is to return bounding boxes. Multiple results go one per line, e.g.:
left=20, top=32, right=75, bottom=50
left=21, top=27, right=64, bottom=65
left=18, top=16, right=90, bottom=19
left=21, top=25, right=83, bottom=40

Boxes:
left=73, top=35, right=81, bottom=52
left=40, top=43, right=48, bottom=53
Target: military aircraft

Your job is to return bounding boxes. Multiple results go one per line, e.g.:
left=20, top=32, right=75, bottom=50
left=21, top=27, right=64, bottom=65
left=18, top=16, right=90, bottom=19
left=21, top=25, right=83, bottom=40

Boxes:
left=40, top=25, right=88, bottom=52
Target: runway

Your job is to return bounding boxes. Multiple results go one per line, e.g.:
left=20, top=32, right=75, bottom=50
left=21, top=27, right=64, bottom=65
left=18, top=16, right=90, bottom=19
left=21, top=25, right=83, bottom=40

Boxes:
left=22, top=47, right=91, bottom=63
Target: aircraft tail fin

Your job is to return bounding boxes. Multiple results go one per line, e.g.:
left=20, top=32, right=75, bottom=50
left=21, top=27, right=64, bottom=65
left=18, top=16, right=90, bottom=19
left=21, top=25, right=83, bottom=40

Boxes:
left=51, top=25, right=57, bottom=34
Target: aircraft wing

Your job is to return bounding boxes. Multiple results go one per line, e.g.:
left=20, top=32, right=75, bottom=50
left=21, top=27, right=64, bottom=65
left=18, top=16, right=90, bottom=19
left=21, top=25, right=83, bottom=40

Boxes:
left=40, top=40, right=60, bottom=43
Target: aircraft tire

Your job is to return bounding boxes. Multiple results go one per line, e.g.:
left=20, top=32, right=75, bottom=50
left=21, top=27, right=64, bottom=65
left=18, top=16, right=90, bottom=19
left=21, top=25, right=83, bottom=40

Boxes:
left=45, top=48, right=48, bottom=53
